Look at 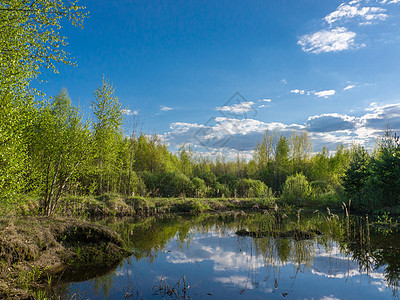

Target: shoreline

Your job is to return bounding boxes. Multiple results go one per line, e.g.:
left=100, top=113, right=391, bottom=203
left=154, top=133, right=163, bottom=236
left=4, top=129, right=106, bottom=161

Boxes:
left=0, top=216, right=131, bottom=299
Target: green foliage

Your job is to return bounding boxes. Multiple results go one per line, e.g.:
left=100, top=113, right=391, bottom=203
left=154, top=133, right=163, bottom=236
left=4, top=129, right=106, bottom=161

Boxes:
left=343, top=145, right=371, bottom=209
left=172, top=199, right=209, bottom=213
left=210, top=182, right=230, bottom=198
left=217, top=174, right=238, bottom=192
left=281, top=173, right=312, bottom=205
left=138, top=171, right=159, bottom=196
left=29, top=90, right=90, bottom=214
left=0, top=0, right=86, bottom=201
left=236, top=178, right=271, bottom=198
left=158, top=172, right=192, bottom=197
left=0, top=0, right=87, bottom=90
left=0, top=94, right=34, bottom=200
left=343, top=130, right=400, bottom=212
left=191, top=177, right=207, bottom=197
left=91, top=77, right=123, bottom=195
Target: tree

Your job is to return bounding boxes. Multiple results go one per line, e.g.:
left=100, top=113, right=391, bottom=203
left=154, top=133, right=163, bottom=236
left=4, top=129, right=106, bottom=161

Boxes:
left=0, top=0, right=87, bottom=91
left=178, top=145, right=193, bottom=177
left=0, top=93, right=35, bottom=200
left=289, top=130, right=312, bottom=173
left=29, top=90, right=90, bottom=214
left=343, top=145, right=370, bottom=208
left=281, top=173, right=312, bottom=205
left=369, top=130, right=400, bottom=207
left=91, top=77, right=123, bottom=194
left=254, top=129, right=278, bottom=168
left=0, top=0, right=86, bottom=201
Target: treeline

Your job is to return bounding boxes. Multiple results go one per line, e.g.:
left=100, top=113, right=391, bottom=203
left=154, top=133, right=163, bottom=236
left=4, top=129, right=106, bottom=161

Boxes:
left=343, top=132, right=400, bottom=212
left=2, top=78, right=400, bottom=214
left=2, top=0, right=399, bottom=215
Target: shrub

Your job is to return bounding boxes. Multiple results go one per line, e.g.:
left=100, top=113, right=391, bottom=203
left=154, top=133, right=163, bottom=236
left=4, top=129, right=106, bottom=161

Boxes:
left=138, top=171, right=159, bottom=195
left=209, top=182, right=230, bottom=198
left=191, top=177, right=207, bottom=197
left=281, top=173, right=312, bottom=205
left=236, top=178, right=271, bottom=198
left=158, top=172, right=192, bottom=197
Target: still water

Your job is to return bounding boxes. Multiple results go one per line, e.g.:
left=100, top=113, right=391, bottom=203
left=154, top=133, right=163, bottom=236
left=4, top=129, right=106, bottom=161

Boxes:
left=58, top=211, right=400, bottom=299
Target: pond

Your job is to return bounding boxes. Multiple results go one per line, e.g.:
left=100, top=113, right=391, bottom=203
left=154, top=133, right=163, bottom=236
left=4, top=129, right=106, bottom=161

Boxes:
left=57, top=210, right=400, bottom=299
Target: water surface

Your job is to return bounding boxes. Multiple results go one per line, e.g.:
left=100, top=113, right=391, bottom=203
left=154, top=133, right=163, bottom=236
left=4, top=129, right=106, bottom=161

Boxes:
left=58, top=211, right=400, bottom=299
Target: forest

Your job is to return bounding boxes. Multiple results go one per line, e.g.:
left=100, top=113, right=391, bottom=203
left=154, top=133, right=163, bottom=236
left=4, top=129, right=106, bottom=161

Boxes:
left=1, top=0, right=400, bottom=217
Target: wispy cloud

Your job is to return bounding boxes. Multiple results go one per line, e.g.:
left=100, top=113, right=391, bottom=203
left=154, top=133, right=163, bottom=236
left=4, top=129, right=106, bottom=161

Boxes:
left=380, top=0, right=400, bottom=5
left=298, top=0, right=399, bottom=53
left=291, top=89, right=305, bottom=95
left=291, top=88, right=336, bottom=98
left=344, top=84, right=356, bottom=90
left=216, top=101, right=255, bottom=114
left=314, top=90, right=336, bottom=98
left=160, top=106, right=174, bottom=112
left=122, top=109, right=138, bottom=116
left=324, top=3, right=387, bottom=25
left=258, top=98, right=272, bottom=103
left=298, top=27, right=358, bottom=54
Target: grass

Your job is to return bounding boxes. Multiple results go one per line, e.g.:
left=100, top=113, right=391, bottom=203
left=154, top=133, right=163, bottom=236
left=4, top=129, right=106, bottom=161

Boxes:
left=1, top=193, right=279, bottom=219
left=0, top=216, right=130, bottom=299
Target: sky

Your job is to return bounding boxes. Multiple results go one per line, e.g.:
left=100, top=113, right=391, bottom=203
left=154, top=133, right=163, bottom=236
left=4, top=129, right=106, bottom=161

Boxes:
left=35, top=0, right=400, bottom=159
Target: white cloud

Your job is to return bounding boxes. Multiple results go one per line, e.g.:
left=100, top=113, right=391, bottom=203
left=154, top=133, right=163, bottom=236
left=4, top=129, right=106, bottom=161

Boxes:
left=291, top=89, right=305, bottom=95
left=291, top=89, right=336, bottom=98
left=216, top=101, right=255, bottom=114
left=281, top=78, right=288, bottom=84
left=298, top=27, right=357, bottom=54
left=324, top=3, right=387, bottom=25
left=314, top=90, right=336, bottom=98
left=307, top=113, right=357, bottom=132
left=381, top=0, right=400, bottom=4
left=360, top=102, right=400, bottom=129
left=160, top=106, right=173, bottom=111
left=320, top=296, right=341, bottom=300
left=122, top=109, right=138, bottom=116
left=259, top=104, right=270, bottom=108
left=344, top=84, right=356, bottom=90
left=259, top=98, right=272, bottom=103
left=162, top=102, right=400, bottom=155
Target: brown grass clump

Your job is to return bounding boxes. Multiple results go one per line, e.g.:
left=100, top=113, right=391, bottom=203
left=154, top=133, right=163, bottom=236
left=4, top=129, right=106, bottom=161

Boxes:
left=0, top=216, right=130, bottom=299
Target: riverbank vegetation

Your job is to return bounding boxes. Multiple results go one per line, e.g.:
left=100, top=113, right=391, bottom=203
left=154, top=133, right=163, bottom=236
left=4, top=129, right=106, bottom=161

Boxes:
left=2, top=0, right=400, bottom=298
left=0, top=216, right=130, bottom=299
left=2, top=1, right=400, bottom=217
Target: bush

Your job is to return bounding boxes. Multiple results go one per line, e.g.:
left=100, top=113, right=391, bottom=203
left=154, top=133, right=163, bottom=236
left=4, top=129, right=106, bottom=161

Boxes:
left=281, top=173, right=312, bottom=205
left=191, top=177, right=207, bottom=197
left=198, top=173, right=217, bottom=187
left=236, top=178, right=271, bottom=198
left=138, top=171, right=159, bottom=195
left=209, top=182, right=230, bottom=198
left=172, top=199, right=209, bottom=213
left=129, top=172, right=146, bottom=197
left=217, top=174, right=238, bottom=191
left=158, top=172, right=192, bottom=197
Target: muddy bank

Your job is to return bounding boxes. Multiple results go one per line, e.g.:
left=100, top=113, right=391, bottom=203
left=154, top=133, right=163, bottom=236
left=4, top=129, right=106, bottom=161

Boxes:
left=0, top=216, right=130, bottom=299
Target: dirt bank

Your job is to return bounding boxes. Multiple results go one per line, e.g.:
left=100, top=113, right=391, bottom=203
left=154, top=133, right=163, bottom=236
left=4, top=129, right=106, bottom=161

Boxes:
left=0, top=216, right=130, bottom=299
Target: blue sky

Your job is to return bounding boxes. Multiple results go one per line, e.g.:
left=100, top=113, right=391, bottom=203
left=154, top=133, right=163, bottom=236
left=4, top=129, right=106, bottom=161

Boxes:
left=35, top=0, right=400, bottom=158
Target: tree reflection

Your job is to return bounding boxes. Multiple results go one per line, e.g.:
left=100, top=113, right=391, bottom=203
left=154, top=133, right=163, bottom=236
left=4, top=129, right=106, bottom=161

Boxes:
left=60, top=211, right=400, bottom=298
